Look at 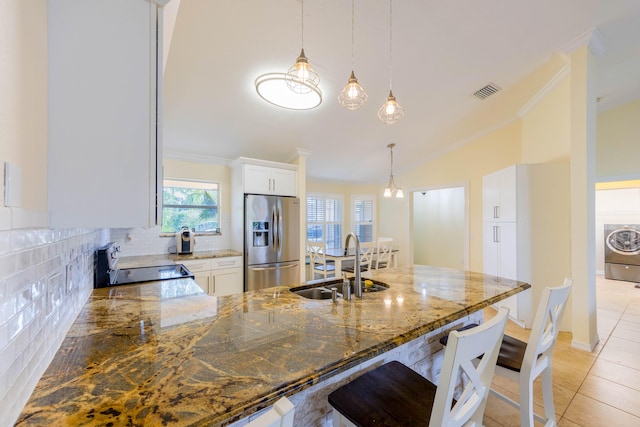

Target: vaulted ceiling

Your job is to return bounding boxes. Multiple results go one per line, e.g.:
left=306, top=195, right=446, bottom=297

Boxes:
left=163, top=0, right=640, bottom=184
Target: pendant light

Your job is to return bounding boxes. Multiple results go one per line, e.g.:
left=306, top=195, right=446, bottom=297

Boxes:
left=384, top=143, right=404, bottom=198
left=338, top=0, right=367, bottom=110
left=255, top=0, right=322, bottom=110
left=285, top=0, right=320, bottom=94
left=378, top=0, right=404, bottom=124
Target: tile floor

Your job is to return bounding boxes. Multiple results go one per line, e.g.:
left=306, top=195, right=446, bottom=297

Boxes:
left=483, top=276, right=640, bottom=426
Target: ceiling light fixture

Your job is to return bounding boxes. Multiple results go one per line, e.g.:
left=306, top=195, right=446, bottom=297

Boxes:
left=255, top=0, right=322, bottom=110
left=378, top=0, right=404, bottom=124
left=338, top=0, right=367, bottom=110
left=384, top=143, right=404, bottom=198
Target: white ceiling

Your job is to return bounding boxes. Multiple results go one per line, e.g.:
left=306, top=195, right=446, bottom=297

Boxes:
left=163, top=0, right=640, bottom=184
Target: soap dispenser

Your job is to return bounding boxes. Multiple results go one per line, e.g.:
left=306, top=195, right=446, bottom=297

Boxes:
left=342, top=273, right=351, bottom=301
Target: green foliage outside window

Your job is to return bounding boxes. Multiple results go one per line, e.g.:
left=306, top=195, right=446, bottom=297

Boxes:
left=162, top=179, right=220, bottom=233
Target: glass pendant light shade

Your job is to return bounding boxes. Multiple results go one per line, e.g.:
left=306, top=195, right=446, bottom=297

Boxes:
left=338, top=71, right=368, bottom=110
left=338, top=0, right=367, bottom=110
left=256, top=0, right=322, bottom=109
left=378, top=90, right=404, bottom=124
left=384, top=143, right=404, bottom=198
left=379, top=0, right=404, bottom=124
left=286, top=49, right=320, bottom=94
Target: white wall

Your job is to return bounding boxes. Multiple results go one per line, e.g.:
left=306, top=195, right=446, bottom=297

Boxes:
left=412, top=187, right=465, bottom=269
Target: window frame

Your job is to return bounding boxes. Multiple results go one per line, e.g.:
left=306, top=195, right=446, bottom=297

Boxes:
left=161, top=178, right=221, bottom=236
left=351, top=194, right=376, bottom=243
left=306, top=192, right=344, bottom=249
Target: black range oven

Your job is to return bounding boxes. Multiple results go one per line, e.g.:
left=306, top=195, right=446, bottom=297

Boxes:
left=94, top=242, right=194, bottom=288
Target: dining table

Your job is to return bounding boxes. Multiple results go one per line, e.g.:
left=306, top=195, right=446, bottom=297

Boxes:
left=324, top=247, right=399, bottom=275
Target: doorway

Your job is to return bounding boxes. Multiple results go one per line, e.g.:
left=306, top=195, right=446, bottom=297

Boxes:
left=411, top=185, right=468, bottom=270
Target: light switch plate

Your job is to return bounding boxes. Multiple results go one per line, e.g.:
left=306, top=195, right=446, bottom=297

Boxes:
left=4, top=162, right=23, bottom=207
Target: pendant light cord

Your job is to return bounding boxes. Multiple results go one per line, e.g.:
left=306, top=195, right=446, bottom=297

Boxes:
left=351, top=0, right=355, bottom=70
left=389, top=0, right=393, bottom=91
left=301, top=0, right=305, bottom=50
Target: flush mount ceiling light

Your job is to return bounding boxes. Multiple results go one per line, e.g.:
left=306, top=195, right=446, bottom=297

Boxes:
left=378, top=0, right=404, bottom=124
left=384, top=143, right=404, bottom=198
left=255, top=0, right=322, bottom=110
left=338, top=0, right=367, bottom=110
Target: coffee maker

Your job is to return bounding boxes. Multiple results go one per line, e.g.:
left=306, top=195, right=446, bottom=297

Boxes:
left=176, top=226, right=195, bottom=254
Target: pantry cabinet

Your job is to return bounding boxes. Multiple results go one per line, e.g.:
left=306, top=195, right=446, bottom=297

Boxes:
left=181, top=257, right=243, bottom=297
left=47, top=0, right=164, bottom=228
left=482, top=163, right=571, bottom=328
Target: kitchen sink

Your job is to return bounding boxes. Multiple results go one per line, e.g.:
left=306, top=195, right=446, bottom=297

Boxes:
left=290, top=278, right=389, bottom=300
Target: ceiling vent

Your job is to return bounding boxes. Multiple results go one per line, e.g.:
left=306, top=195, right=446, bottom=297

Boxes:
left=473, top=83, right=501, bottom=100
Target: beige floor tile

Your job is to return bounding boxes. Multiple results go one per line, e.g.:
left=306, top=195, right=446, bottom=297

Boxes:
left=621, top=310, right=640, bottom=324
left=599, top=342, right=640, bottom=370
left=612, top=322, right=640, bottom=343
left=604, top=335, right=640, bottom=353
left=557, top=417, right=582, bottom=427
left=563, top=393, right=640, bottom=427
left=589, top=358, right=640, bottom=392
left=578, top=375, right=640, bottom=417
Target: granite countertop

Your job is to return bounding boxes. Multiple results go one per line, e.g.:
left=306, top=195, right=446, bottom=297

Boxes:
left=16, top=266, right=529, bottom=427
left=117, top=249, right=243, bottom=269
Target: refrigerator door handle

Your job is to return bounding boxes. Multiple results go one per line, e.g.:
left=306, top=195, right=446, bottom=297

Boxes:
left=276, top=207, right=282, bottom=254
left=272, top=206, right=278, bottom=253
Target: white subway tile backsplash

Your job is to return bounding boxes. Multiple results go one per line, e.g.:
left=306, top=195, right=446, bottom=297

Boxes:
left=0, top=227, right=108, bottom=427
left=111, top=215, right=232, bottom=257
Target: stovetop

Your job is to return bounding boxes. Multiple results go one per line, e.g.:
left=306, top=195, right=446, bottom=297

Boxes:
left=94, top=242, right=194, bottom=288
left=111, top=264, right=194, bottom=285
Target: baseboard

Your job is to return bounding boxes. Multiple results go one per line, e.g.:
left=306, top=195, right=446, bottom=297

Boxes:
left=572, top=333, right=600, bottom=352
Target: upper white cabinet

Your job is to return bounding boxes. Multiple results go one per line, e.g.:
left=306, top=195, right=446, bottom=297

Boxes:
left=47, top=0, right=163, bottom=228
left=482, top=165, right=517, bottom=222
left=234, top=160, right=298, bottom=197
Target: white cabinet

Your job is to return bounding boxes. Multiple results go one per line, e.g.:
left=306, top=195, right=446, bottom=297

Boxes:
left=47, top=0, right=163, bottom=228
left=241, top=164, right=297, bottom=196
left=483, top=165, right=517, bottom=222
left=482, top=163, right=571, bottom=328
left=181, top=257, right=243, bottom=297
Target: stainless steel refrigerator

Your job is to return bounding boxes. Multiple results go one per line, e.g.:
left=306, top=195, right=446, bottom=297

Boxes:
left=245, top=194, right=300, bottom=291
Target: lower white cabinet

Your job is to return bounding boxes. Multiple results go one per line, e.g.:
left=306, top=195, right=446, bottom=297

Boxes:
left=181, top=257, right=243, bottom=297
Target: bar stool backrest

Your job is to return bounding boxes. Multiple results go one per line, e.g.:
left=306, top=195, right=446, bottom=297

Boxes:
left=430, top=308, right=509, bottom=427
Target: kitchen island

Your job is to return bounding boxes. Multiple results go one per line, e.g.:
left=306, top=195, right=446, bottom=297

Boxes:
left=16, top=266, right=529, bottom=426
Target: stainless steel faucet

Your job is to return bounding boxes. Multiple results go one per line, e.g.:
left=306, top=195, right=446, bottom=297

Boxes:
left=344, top=232, right=363, bottom=298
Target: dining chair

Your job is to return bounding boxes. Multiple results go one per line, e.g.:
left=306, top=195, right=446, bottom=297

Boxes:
left=490, top=278, right=572, bottom=427
left=374, top=237, right=393, bottom=269
left=245, top=397, right=295, bottom=427
left=307, top=241, right=335, bottom=279
left=328, top=308, right=509, bottom=427
left=342, top=241, right=376, bottom=273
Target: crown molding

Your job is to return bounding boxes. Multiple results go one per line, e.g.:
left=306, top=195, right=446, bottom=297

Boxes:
left=517, top=64, right=570, bottom=118
left=558, top=27, right=607, bottom=57
left=286, top=148, right=312, bottom=163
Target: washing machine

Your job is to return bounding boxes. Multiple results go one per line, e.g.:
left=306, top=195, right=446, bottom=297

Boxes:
left=604, top=224, right=640, bottom=282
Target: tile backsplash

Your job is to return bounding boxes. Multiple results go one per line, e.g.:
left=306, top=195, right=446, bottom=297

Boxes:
left=111, top=215, right=232, bottom=257
left=0, top=227, right=109, bottom=427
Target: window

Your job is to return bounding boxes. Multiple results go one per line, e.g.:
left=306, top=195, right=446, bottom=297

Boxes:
left=306, top=193, right=343, bottom=249
left=162, top=179, right=220, bottom=234
left=352, top=195, right=375, bottom=242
